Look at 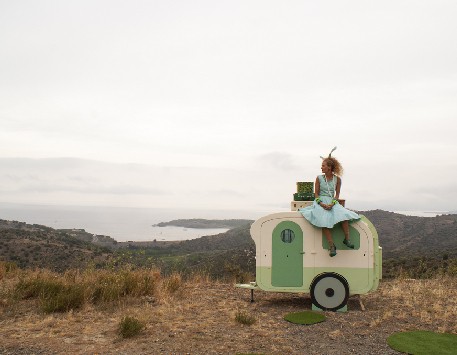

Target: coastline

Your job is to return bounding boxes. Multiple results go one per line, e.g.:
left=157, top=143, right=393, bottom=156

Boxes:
left=0, top=202, right=452, bottom=242
left=0, top=203, right=258, bottom=242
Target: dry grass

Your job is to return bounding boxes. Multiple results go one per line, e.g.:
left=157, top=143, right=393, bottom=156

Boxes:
left=1, top=265, right=183, bottom=314
left=0, top=261, right=18, bottom=282
left=369, top=276, right=457, bottom=334
left=1, top=268, right=456, bottom=354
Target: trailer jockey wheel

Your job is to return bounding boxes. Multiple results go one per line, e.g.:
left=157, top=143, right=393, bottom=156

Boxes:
left=310, top=273, right=349, bottom=311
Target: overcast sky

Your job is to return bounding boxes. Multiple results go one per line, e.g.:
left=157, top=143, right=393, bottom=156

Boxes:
left=1, top=0, right=456, bottom=213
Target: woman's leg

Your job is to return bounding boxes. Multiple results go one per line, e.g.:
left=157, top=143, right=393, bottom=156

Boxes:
left=341, top=220, right=350, bottom=240
left=341, top=220, right=355, bottom=248
left=322, top=228, right=333, bottom=244
left=323, top=228, right=336, bottom=256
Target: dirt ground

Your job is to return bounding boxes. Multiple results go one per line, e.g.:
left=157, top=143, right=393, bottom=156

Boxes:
left=1, top=278, right=456, bottom=355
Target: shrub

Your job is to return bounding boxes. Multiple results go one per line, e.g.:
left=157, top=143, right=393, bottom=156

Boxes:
left=88, top=269, right=160, bottom=303
left=14, top=274, right=85, bottom=312
left=235, top=310, right=256, bottom=325
left=133, top=269, right=161, bottom=296
left=40, top=284, right=85, bottom=313
left=15, top=276, right=49, bottom=299
left=118, top=316, right=144, bottom=338
left=89, top=272, right=124, bottom=303
left=162, top=273, right=182, bottom=295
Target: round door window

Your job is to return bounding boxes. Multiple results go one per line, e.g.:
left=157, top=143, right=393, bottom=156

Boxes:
left=280, top=229, right=295, bottom=243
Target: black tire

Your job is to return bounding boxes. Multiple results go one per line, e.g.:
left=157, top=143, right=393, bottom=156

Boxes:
left=310, top=272, right=349, bottom=311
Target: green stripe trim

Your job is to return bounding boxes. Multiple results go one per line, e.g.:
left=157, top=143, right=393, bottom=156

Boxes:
left=256, top=266, right=379, bottom=295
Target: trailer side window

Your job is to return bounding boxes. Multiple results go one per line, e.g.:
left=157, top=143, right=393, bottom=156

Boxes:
left=280, top=229, right=295, bottom=243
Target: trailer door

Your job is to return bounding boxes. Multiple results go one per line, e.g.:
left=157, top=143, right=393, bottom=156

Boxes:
left=271, top=221, right=303, bottom=287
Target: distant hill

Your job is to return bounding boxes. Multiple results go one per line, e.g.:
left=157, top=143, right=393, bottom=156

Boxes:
left=1, top=211, right=456, bottom=279
left=115, top=223, right=255, bottom=279
left=58, top=228, right=118, bottom=247
left=149, top=211, right=457, bottom=278
left=359, top=210, right=457, bottom=258
left=173, top=222, right=252, bottom=251
left=156, top=211, right=457, bottom=258
left=0, top=219, right=112, bottom=271
left=357, top=210, right=457, bottom=277
left=154, top=219, right=253, bottom=229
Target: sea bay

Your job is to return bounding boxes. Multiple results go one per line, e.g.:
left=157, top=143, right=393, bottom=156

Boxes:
left=0, top=203, right=268, bottom=242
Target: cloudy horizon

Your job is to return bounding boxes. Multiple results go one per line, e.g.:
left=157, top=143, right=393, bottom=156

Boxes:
left=1, top=1, right=457, bottom=214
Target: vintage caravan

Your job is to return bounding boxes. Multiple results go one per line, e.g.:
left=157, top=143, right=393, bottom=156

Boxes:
left=237, top=187, right=382, bottom=312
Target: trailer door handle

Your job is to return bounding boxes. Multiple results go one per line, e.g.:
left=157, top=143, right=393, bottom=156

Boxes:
left=299, top=251, right=305, bottom=254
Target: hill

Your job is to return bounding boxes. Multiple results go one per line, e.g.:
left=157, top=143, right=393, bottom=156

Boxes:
left=0, top=219, right=112, bottom=271
left=128, top=211, right=457, bottom=279
left=1, top=211, right=457, bottom=279
left=153, top=218, right=252, bottom=229
left=113, top=223, right=254, bottom=279
left=359, top=210, right=457, bottom=278
left=154, top=211, right=457, bottom=258
left=1, top=213, right=456, bottom=352
left=359, top=210, right=457, bottom=259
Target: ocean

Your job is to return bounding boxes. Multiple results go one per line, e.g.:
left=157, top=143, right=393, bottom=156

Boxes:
left=0, top=203, right=448, bottom=242
left=0, top=203, right=269, bottom=242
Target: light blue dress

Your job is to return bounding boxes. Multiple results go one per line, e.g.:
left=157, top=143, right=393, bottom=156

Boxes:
left=299, top=175, right=360, bottom=228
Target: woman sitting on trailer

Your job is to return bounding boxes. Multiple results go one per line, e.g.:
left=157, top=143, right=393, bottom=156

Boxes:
left=299, top=147, right=360, bottom=257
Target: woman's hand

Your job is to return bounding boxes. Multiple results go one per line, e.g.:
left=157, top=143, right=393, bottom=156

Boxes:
left=320, top=203, right=333, bottom=210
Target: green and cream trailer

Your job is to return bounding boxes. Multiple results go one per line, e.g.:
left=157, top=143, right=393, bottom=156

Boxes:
left=238, top=200, right=382, bottom=311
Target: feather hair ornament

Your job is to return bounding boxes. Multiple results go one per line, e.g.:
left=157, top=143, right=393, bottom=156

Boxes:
left=320, top=146, right=337, bottom=160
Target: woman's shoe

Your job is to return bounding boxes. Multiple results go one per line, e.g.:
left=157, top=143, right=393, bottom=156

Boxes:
left=343, top=239, right=355, bottom=249
left=329, top=244, right=337, bottom=257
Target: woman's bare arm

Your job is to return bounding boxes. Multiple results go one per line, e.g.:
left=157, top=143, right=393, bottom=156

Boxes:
left=335, top=176, right=342, bottom=200
left=315, top=176, right=320, bottom=198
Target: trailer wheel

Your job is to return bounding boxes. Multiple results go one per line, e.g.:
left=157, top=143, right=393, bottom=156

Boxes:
left=310, top=273, right=349, bottom=311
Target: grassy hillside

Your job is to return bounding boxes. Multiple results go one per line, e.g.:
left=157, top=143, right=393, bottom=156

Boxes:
left=0, top=220, right=111, bottom=271
left=2, top=211, right=457, bottom=279
left=112, top=224, right=255, bottom=280
left=144, top=211, right=457, bottom=279
left=359, top=210, right=457, bottom=278
left=360, top=210, right=457, bottom=258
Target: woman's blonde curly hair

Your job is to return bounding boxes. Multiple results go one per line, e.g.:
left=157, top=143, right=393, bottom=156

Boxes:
left=323, top=157, right=344, bottom=176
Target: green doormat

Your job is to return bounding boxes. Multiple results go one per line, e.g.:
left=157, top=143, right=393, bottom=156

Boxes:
left=284, top=311, right=326, bottom=325
left=387, top=331, right=457, bottom=355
